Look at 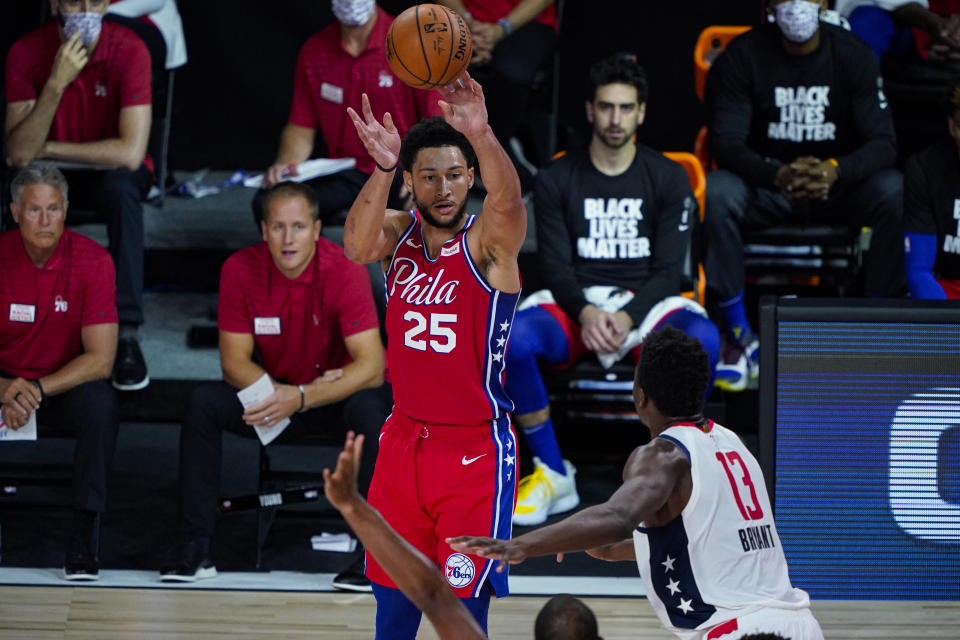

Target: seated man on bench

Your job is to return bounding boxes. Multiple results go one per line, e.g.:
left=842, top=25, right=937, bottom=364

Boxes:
left=0, top=163, right=119, bottom=581
left=160, top=182, right=390, bottom=591
left=505, top=55, right=720, bottom=526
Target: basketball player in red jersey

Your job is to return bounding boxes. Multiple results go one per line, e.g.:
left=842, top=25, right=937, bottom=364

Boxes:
left=343, top=71, right=526, bottom=639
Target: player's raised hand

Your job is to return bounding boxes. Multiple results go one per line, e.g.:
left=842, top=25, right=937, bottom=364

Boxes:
left=436, top=70, right=488, bottom=139
left=447, top=535, right=527, bottom=572
left=323, top=431, right=365, bottom=511
left=347, top=93, right=401, bottom=170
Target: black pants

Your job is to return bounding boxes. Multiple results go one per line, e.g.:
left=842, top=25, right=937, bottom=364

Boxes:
left=177, top=380, right=393, bottom=541
left=704, top=168, right=906, bottom=298
left=251, top=168, right=408, bottom=228
left=11, top=377, right=119, bottom=513
left=63, top=166, right=153, bottom=326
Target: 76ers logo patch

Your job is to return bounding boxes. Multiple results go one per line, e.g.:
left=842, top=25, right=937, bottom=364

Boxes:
left=444, top=553, right=476, bottom=588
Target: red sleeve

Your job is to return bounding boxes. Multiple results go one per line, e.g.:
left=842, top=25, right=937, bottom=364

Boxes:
left=121, top=34, right=152, bottom=107
left=5, top=38, right=39, bottom=104
left=288, top=39, right=319, bottom=129
left=414, top=85, right=443, bottom=119
left=331, top=259, right=379, bottom=339
left=217, top=254, right=253, bottom=334
left=82, top=250, right=118, bottom=327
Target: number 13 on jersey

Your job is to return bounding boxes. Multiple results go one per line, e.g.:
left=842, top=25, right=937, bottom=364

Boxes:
left=403, top=311, right=458, bottom=353
left=716, top=450, right=764, bottom=521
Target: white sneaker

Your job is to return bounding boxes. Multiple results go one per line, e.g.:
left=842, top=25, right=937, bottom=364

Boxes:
left=513, top=457, right=580, bottom=526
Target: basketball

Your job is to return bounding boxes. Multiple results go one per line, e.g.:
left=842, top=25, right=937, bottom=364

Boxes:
left=386, top=3, right=473, bottom=90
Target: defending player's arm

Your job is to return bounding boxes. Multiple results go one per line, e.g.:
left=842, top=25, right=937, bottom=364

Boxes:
left=449, top=438, right=689, bottom=566
left=343, top=93, right=408, bottom=266
left=439, top=73, right=526, bottom=290
left=325, top=433, right=487, bottom=640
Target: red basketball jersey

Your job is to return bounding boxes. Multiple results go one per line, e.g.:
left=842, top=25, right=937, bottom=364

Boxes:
left=385, top=212, right=520, bottom=425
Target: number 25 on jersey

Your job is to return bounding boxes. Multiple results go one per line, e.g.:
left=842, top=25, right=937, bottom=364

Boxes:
left=403, top=311, right=457, bottom=353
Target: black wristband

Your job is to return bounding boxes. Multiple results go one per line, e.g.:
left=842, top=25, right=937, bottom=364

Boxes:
left=32, top=378, right=45, bottom=402
left=376, top=161, right=397, bottom=173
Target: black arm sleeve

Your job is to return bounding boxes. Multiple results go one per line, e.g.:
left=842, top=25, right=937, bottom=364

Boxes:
left=621, top=165, right=693, bottom=325
left=534, top=164, right=588, bottom=320
left=707, top=50, right=783, bottom=189
left=833, top=54, right=897, bottom=184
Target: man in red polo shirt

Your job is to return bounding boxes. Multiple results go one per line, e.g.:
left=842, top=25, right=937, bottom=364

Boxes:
left=0, top=163, right=119, bottom=581
left=5, top=0, right=154, bottom=392
left=253, top=0, right=441, bottom=226
left=160, top=182, right=391, bottom=591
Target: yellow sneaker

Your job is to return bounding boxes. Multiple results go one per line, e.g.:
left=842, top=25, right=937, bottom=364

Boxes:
left=513, top=457, right=579, bottom=526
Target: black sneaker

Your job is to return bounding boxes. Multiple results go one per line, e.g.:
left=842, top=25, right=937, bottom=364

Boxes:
left=331, top=554, right=370, bottom=592
left=159, top=539, right=217, bottom=583
left=112, top=338, right=150, bottom=391
left=64, top=521, right=99, bottom=581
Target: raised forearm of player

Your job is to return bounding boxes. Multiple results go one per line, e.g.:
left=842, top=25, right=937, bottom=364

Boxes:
left=472, top=125, right=523, bottom=216
left=5, top=92, right=64, bottom=168
left=303, top=329, right=384, bottom=409
left=38, top=322, right=118, bottom=396
left=41, top=104, right=150, bottom=171
left=343, top=170, right=399, bottom=264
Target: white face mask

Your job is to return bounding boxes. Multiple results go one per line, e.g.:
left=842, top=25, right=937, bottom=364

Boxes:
left=62, top=11, right=104, bottom=48
left=774, top=0, right=821, bottom=44
left=332, top=0, right=376, bottom=27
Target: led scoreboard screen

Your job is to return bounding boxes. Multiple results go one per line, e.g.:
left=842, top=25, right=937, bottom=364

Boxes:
left=758, top=298, right=960, bottom=600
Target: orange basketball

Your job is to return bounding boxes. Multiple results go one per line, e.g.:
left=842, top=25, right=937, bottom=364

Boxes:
left=386, top=4, right=473, bottom=90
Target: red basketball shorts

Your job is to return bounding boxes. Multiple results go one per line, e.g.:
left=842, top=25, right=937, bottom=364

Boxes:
left=365, top=412, right=518, bottom=598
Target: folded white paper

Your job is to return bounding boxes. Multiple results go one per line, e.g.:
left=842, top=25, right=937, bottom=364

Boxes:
left=236, top=374, right=290, bottom=446
left=243, top=158, right=357, bottom=188
left=311, top=532, right=357, bottom=553
left=0, top=411, right=37, bottom=441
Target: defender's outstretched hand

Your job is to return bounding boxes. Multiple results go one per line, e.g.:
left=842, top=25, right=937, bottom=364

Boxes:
left=436, top=71, right=488, bottom=139
left=323, top=431, right=365, bottom=511
left=347, top=93, right=401, bottom=170
left=447, top=535, right=527, bottom=573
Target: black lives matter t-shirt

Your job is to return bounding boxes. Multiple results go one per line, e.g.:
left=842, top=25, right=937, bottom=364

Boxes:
left=533, top=145, right=696, bottom=326
left=706, top=23, right=897, bottom=189
left=905, top=138, right=960, bottom=280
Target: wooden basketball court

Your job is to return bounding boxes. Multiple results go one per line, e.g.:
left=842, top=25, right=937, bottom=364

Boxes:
left=1, top=585, right=957, bottom=638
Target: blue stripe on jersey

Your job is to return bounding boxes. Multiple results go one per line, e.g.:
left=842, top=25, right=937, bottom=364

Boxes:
left=475, top=415, right=515, bottom=597
left=482, top=288, right=520, bottom=418
left=639, top=516, right=716, bottom=629
left=659, top=434, right=691, bottom=461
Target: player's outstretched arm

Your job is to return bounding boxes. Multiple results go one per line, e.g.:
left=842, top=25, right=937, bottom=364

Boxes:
left=436, top=73, right=526, bottom=286
left=343, top=93, right=406, bottom=266
left=449, top=439, right=688, bottom=570
left=324, top=433, right=487, bottom=640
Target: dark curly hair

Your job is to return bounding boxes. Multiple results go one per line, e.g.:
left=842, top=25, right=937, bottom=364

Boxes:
left=635, top=325, right=710, bottom=418
left=585, top=53, right=649, bottom=104
left=398, top=116, right=477, bottom=173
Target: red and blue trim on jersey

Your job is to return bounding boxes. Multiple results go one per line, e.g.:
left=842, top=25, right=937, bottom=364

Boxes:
left=384, top=211, right=520, bottom=425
